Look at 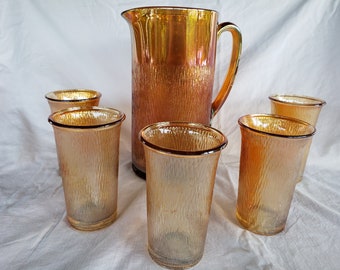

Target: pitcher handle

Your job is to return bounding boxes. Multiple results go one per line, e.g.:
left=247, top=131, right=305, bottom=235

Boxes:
left=211, top=22, right=242, bottom=119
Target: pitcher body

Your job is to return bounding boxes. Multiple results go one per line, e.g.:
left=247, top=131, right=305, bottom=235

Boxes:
left=122, top=6, right=242, bottom=177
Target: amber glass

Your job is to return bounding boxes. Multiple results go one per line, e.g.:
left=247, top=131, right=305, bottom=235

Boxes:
left=122, top=7, right=242, bottom=177
left=45, top=89, right=102, bottom=113
left=139, top=122, right=227, bottom=269
left=269, top=94, right=326, bottom=181
left=236, top=114, right=315, bottom=235
left=48, top=107, right=125, bottom=231
left=269, top=94, right=326, bottom=126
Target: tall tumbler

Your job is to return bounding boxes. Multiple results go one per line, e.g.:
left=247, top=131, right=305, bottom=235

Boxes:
left=236, top=114, right=315, bottom=235
left=48, top=107, right=125, bottom=231
left=269, top=94, right=326, bottom=181
left=139, top=122, right=227, bottom=269
left=45, top=89, right=102, bottom=113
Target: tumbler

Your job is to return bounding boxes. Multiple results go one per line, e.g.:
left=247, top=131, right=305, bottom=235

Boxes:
left=236, top=114, right=315, bottom=235
left=48, top=107, right=125, bottom=230
left=45, top=89, right=101, bottom=113
left=269, top=94, right=326, bottom=181
left=140, top=122, right=227, bottom=269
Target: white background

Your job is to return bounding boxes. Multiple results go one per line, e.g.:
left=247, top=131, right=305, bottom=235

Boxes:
left=1, top=0, right=339, bottom=269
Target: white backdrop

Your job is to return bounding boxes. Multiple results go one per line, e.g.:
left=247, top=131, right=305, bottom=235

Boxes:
left=1, top=0, right=340, bottom=269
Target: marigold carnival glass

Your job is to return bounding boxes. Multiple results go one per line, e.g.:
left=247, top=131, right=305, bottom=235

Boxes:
left=45, top=89, right=102, bottom=113
left=139, top=122, right=227, bottom=269
left=236, top=114, right=315, bottom=235
left=48, top=107, right=125, bottom=231
left=269, top=94, right=326, bottom=181
left=122, top=6, right=242, bottom=178
left=269, top=94, right=326, bottom=126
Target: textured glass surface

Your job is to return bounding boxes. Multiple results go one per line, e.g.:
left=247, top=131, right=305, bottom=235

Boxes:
left=236, top=114, right=315, bottom=235
left=140, top=122, right=227, bottom=269
left=49, top=107, right=125, bottom=231
left=269, top=94, right=326, bottom=126
left=269, top=94, right=326, bottom=181
left=45, top=89, right=101, bottom=113
left=122, top=7, right=241, bottom=176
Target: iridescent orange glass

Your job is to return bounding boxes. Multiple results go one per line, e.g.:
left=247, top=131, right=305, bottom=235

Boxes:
left=122, top=6, right=242, bottom=177
left=140, top=122, right=227, bottom=269
left=45, top=89, right=101, bottom=113
left=48, top=107, right=125, bottom=230
left=269, top=94, right=326, bottom=126
left=236, top=114, right=315, bottom=235
left=269, top=94, right=326, bottom=181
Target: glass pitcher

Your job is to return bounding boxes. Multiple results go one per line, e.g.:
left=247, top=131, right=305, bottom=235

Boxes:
left=122, top=6, right=242, bottom=178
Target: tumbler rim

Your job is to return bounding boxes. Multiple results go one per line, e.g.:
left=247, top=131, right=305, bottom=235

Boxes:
left=48, top=106, right=125, bottom=129
left=45, top=89, right=102, bottom=103
left=238, top=114, right=316, bottom=139
left=139, top=121, right=227, bottom=156
left=268, top=94, right=326, bottom=107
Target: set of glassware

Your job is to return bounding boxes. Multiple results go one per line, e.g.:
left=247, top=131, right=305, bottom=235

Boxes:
left=45, top=7, right=326, bottom=270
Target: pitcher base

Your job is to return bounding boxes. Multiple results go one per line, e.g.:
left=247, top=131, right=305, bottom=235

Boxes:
left=132, top=163, right=146, bottom=180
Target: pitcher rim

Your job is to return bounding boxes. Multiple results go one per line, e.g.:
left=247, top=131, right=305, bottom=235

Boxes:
left=121, top=6, right=218, bottom=16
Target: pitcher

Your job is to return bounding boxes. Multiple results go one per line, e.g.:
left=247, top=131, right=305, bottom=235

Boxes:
left=122, top=6, right=242, bottom=178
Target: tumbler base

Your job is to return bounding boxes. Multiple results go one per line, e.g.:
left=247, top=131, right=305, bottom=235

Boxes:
left=236, top=210, right=285, bottom=236
left=148, top=246, right=201, bottom=270
left=67, top=212, right=117, bottom=231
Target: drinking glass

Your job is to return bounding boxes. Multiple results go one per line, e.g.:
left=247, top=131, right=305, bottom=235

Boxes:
left=269, top=94, right=326, bottom=126
left=140, top=122, right=227, bottom=269
left=236, top=114, right=315, bottom=235
left=48, top=107, right=125, bottom=230
left=269, top=94, right=326, bottom=181
left=45, top=89, right=102, bottom=113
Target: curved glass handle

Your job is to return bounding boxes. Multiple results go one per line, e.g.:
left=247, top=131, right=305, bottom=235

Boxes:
left=211, top=22, right=242, bottom=119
